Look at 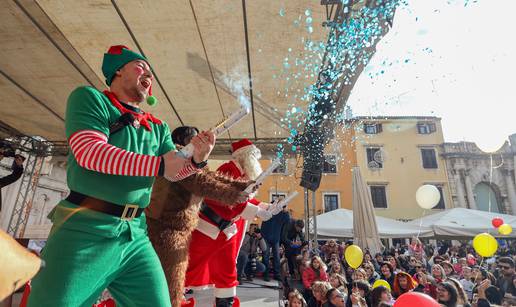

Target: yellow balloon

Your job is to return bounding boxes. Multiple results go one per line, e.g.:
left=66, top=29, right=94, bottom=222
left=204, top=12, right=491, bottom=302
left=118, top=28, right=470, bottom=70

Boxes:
left=498, top=224, right=513, bottom=235
left=473, top=233, right=498, bottom=257
left=372, top=279, right=391, bottom=291
left=345, top=245, right=363, bottom=269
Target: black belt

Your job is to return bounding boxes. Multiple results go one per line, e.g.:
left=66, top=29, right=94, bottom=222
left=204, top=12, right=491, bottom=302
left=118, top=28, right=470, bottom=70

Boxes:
left=65, top=191, right=144, bottom=220
left=200, top=203, right=233, bottom=231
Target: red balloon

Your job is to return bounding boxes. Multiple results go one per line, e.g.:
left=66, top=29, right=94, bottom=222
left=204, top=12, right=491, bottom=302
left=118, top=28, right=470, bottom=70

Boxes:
left=394, top=292, right=440, bottom=307
left=492, top=217, right=504, bottom=228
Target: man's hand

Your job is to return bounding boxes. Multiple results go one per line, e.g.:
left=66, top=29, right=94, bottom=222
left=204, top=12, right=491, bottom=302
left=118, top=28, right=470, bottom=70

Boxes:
left=162, top=151, right=189, bottom=180
left=190, top=131, right=215, bottom=163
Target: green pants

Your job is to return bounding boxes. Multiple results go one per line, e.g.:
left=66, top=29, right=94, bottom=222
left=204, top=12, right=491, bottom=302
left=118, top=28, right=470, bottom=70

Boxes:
left=27, top=201, right=171, bottom=307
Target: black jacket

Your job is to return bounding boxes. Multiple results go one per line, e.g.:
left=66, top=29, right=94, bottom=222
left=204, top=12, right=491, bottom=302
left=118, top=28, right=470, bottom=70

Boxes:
left=496, top=275, right=516, bottom=297
left=0, top=164, right=23, bottom=210
left=281, top=220, right=305, bottom=248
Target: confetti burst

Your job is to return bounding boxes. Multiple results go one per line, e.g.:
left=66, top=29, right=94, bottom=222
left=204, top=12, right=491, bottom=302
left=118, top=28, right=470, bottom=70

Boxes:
left=273, top=0, right=479, bottom=164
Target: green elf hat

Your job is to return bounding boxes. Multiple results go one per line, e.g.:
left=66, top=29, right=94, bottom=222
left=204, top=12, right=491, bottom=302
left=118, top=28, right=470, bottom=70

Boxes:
left=102, top=45, right=157, bottom=106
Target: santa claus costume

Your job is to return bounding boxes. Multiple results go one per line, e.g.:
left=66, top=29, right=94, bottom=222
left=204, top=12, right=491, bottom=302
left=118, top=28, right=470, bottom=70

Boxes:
left=184, top=139, right=274, bottom=307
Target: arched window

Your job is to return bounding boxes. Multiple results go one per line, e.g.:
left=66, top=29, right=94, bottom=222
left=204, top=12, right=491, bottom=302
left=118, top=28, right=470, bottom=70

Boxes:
left=474, top=182, right=501, bottom=213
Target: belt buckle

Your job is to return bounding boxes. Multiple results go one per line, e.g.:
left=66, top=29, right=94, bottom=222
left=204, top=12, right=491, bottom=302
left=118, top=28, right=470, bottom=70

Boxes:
left=121, top=204, right=139, bottom=221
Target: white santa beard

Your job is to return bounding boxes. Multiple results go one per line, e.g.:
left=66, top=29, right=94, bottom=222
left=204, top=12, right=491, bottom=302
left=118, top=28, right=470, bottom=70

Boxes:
left=237, top=155, right=262, bottom=180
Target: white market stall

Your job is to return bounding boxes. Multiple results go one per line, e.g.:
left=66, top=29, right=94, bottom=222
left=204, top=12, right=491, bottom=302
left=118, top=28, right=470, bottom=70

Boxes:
left=311, top=208, right=434, bottom=239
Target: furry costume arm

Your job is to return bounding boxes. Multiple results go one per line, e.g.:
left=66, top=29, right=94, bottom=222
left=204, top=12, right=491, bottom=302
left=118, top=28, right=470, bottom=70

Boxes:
left=178, top=170, right=251, bottom=205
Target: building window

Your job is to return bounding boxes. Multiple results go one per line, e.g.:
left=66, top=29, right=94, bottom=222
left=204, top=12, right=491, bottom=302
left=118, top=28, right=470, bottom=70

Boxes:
left=323, top=155, right=337, bottom=173
left=417, top=122, right=436, bottom=134
left=421, top=148, right=438, bottom=169
left=270, top=192, right=287, bottom=203
left=324, top=193, right=339, bottom=212
left=272, top=158, right=287, bottom=174
left=370, top=185, right=388, bottom=208
left=364, top=123, right=383, bottom=134
left=366, top=147, right=383, bottom=169
left=434, top=186, right=445, bottom=209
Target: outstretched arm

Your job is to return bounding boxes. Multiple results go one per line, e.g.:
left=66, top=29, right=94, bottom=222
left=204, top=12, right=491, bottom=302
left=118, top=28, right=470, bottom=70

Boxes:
left=178, top=170, right=251, bottom=205
left=0, top=165, right=23, bottom=188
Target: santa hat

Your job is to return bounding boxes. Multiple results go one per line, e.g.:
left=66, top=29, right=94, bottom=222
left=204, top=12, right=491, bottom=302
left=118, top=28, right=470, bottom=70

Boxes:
left=101, top=45, right=157, bottom=106
left=231, top=138, right=259, bottom=158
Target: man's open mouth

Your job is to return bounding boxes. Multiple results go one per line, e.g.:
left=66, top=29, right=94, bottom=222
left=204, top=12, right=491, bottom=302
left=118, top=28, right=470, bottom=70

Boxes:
left=140, top=79, right=151, bottom=89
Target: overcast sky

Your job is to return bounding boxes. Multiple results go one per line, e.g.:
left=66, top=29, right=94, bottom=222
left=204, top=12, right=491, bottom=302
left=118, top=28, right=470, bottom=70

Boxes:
left=347, top=0, right=514, bottom=150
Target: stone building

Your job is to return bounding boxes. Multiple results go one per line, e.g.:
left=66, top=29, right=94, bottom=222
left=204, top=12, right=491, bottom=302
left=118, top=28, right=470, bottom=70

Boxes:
left=441, top=134, right=516, bottom=215
left=0, top=157, right=68, bottom=240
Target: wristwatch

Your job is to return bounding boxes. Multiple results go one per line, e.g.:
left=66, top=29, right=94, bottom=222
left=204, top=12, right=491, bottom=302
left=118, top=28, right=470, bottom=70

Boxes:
left=191, top=157, right=207, bottom=169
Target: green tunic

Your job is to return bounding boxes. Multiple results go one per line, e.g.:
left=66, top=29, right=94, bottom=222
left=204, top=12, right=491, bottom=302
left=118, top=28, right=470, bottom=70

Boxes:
left=65, top=86, right=175, bottom=207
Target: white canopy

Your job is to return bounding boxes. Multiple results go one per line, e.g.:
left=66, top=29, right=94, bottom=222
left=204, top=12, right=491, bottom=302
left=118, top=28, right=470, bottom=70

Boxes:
left=408, top=208, right=516, bottom=238
left=312, top=209, right=434, bottom=239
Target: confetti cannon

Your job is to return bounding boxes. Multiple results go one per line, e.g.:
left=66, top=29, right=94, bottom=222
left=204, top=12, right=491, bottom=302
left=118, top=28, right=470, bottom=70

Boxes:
left=178, top=106, right=250, bottom=159
left=269, top=191, right=299, bottom=215
left=244, top=158, right=282, bottom=194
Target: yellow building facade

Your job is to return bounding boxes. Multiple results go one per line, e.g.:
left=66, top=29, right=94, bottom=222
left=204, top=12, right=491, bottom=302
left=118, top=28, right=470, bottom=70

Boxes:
left=352, top=116, right=452, bottom=220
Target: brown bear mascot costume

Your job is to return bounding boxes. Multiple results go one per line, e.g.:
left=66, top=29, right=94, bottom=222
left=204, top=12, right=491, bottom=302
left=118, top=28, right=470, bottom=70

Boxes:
left=146, top=126, right=251, bottom=307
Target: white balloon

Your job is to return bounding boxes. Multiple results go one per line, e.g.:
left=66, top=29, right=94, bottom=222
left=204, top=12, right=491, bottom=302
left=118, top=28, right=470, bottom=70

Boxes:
left=416, top=184, right=441, bottom=209
left=476, top=138, right=506, bottom=153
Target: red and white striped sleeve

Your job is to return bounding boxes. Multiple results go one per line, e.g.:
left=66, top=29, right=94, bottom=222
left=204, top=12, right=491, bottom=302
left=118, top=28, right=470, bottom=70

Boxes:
left=165, top=160, right=199, bottom=182
left=68, top=130, right=161, bottom=177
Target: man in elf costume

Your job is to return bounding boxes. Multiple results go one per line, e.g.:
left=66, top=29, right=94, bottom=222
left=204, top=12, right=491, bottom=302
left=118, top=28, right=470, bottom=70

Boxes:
left=27, top=45, right=215, bottom=307
left=184, top=139, right=283, bottom=307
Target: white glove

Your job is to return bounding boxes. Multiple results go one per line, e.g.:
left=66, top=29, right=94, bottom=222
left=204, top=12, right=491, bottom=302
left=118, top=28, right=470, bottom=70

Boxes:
left=256, top=207, right=272, bottom=221
left=268, top=200, right=284, bottom=215
left=258, top=202, right=270, bottom=210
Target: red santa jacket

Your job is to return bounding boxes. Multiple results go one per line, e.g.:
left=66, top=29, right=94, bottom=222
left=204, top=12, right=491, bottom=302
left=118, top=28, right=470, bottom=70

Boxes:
left=201, top=160, right=260, bottom=222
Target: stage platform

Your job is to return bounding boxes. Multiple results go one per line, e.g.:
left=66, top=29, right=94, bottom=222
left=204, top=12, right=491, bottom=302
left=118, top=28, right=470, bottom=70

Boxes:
left=187, top=279, right=282, bottom=306
left=5, top=279, right=283, bottom=307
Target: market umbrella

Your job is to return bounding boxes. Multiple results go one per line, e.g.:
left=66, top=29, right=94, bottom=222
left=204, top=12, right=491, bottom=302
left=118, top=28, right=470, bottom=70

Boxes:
left=352, top=166, right=384, bottom=255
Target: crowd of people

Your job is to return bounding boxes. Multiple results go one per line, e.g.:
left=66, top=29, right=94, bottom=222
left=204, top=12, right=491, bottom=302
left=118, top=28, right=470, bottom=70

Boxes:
left=238, top=215, right=516, bottom=307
